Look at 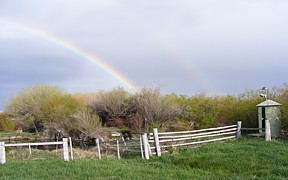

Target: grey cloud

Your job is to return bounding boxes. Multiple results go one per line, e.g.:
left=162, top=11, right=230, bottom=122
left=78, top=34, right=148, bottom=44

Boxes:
left=1, top=0, right=288, bottom=110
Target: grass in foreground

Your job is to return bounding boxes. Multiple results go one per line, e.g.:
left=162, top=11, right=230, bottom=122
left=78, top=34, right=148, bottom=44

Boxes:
left=1, top=138, right=288, bottom=179
left=0, top=131, right=40, bottom=138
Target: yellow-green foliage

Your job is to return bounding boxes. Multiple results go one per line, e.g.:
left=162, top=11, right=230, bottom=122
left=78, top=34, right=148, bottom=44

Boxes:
left=273, top=83, right=288, bottom=130
left=4, top=83, right=288, bottom=135
left=42, top=93, right=84, bottom=131
left=175, top=92, right=263, bottom=130
left=0, top=114, right=15, bottom=131
left=4, top=85, right=65, bottom=132
left=1, top=119, right=15, bottom=131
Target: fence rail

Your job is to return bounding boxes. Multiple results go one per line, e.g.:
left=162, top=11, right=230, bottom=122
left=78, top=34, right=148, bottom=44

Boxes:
left=160, top=136, right=235, bottom=148
left=152, top=125, right=237, bottom=135
left=4, top=141, right=64, bottom=147
left=143, top=124, right=240, bottom=159
left=238, top=120, right=271, bottom=141
left=156, top=128, right=237, bottom=140
left=0, top=138, right=72, bottom=164
left=0, top=120, right=273, bottom=162
left=241, top=128, right=265, bottom=131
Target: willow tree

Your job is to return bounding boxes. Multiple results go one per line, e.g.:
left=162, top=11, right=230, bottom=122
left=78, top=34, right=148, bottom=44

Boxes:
left=4, top=85, right=64, bottom=133
left=135, top=88, right=181, bottom=132
left=90, top=87, right=132, bottom=127
left=41, top=93, right=84, bottom=137
left=272, top=83, right=288, bottom=130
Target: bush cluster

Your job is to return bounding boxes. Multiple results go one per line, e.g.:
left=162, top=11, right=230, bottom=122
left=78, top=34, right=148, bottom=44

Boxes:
left=3, top=83, right=288, bottom=140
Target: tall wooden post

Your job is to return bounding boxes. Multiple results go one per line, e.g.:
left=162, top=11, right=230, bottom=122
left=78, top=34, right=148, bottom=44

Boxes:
left=69, top=137, right=74, bottom=160
left=0, top=142, right=5, bottom=164
left=28, top=143, right=32, bottom=155
left=236, top=121, right=242, bottom=139
left=265, top=120, right=271, bottom=141
left=153, top=128, right=161, bottom=156
left=63, top=138, right=69, bottom=161
left=96, top=138, right=101, bottom=160
left=142, top=133, right=149, bottom=160
left=139, top=136, right=144, bottom=159
left=117, top=140, right=121, bottom=159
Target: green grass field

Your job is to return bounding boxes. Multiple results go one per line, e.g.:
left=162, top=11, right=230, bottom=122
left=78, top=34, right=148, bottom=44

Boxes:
left=1, top=138, right=288, bottom=179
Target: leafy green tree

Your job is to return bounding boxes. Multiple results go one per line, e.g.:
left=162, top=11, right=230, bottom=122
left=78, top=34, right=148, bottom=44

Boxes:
left=4, top=85, right=64, bottom=133
left=272, top=83, right=288, bottom=130
left=213, top=95, right=237, bottom=125
left=176, top=94, right=219, bottom=129
left=235, top=90, right=264, bottom=128
left=42, top=93, right=84, bottom=137
left=0, top=113, right=15, bottom=131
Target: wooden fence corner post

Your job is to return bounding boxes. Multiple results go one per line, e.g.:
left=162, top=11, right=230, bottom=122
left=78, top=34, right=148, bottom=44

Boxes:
left=63, top=138, right=69, bottom=161
left=142, top=133, right=150, bottom=160
left=153, top=128, right=161, bottom=156
left=236, top=121, right=242, bottom=139
left=139, top=136, right=144, bottom=159
left=265, top=120, right=272, bottom=141
left=0, top=142, right=5, bottom=164
left=69, top=137, right=74, bottom=161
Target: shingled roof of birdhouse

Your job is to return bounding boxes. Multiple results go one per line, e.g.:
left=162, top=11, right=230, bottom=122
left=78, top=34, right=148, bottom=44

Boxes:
left=256, top=99, right=282, bottom=107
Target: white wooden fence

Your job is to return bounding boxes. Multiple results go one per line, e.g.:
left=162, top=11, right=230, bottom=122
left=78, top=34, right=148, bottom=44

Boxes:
left=93, top=125, right=238, bottom=160
left=238, top=120, right=272, bottom=141
left=1, top=121, right=272, bottom=162
left=0, top=138, right=73, bottom=164
left=95, top=137, right=145, bottom=160
left=138, top=121, right=272, bottom=159
left=140, top=124, right=239, bottom=159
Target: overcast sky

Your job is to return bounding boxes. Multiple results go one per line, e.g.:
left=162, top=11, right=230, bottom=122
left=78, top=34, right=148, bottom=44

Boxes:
left=1, top=0, right=288, bottom=110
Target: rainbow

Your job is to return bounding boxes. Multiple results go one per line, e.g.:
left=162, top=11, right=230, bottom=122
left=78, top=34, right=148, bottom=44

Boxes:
left=0, top=17, right=138, bottom=92
left=149, top=37, right=214, bottom=92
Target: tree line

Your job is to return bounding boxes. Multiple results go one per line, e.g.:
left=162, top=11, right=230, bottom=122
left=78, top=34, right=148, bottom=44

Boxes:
left=1, top=83, right=288, bottom=140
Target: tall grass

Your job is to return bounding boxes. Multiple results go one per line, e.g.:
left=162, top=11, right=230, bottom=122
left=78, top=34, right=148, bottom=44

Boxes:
left=0, top=132, right=39, bottom=138
left=1, top=138, right=288, bottom=179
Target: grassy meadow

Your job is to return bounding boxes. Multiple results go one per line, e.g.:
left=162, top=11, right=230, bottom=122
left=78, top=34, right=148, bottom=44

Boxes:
left=1, top=138, right=288, bottom=179
left=0, top=132, right=38, bottom=138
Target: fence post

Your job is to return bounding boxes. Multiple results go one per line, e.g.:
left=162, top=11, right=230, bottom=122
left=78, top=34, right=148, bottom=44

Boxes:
left=265, top=120, right=271, bottom=141
left=139, top=136, right=144, bottom=159
left=0, top=142, right=5, bottom=164
left=117, top=140, right=121, bottom=159
left=142, top=133, right=149, bottom=160
left=28, top=143, right=32, bottom=155
left=153, top=128, right=161, bottom=156
left=63, top=138, right=69, bottom=161
left=236, top=121, right=242, bottom=139
left=96, top=138, right=101, bottom=160
left=69, top=137, right=73, bottom=161
left=121, top=137, right=128, bottom=151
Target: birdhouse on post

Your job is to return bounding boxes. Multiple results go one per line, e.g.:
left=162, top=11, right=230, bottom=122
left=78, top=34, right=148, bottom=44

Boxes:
left=256, top=99, right=282, bottom=138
